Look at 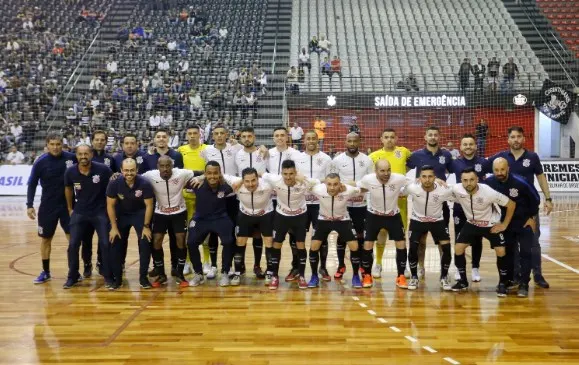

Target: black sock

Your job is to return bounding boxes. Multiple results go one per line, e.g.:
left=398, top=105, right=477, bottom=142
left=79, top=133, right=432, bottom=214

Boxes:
left=153, top=248, right=166, bottom=276
left=234, top=245, right=246, bottom=273
left=497, top=255, right=508, bottom=284
left=297, top=249, right=307, bottom=277
left=440, top=244, right=451, bottom=278
left=209, top=234, right=218, bottom=267
left=271, top=248, right=281, bottom=276
left=252, top=238, right=263, bottom=267
left=265, top=247, right=273, bottom=274
left=396, top=248, right=407, bottom=276
left=289, top=234, right=298, bottom=270
left=455, top=254, right=467, bottom=282
left=505, top=243, right=515, bottom=282
left=319, top=240, right=328, bottom=270
left=361, top=248, right=373, bottom=275
left=350, top=250, right=360, bottom=273
left=337, top=241, right=346, bottom=267
left=471, top=239, right=482, bottom=268
left=309, top=249, right=319, bottom=276
left=409, top=241, right=419, bottom=277
left=176, top=247, right=186, bottom=278
left=42, top=259, right=50, bottom=273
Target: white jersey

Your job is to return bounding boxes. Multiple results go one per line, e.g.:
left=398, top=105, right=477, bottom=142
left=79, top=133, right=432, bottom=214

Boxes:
left=262, top=173, right=317, bottom=216
left=142, top=168, right=194, bottom=215
left=311, top=184, right=361, bottom=221
left=406, top=182, right=454, bottom=222
left=267, top=146, right=298, bottom=175
left=452, top=183, right=510, bottom=227
left=201, top=143, right=242, bottom=176
left=235, top=148, right=268, bottom=175
left=223, top=175, right=273, bottom=216
left=330, top=152, right=373, bottom=207
left=296, top=151, right=332, bottom=205
left=357, top=173, right=412, bottom=216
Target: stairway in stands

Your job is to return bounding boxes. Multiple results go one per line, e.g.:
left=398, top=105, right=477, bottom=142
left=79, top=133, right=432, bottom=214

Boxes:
left=256, top=0, right=292, bottom=146
left=503, top=0, right=578, bottom=88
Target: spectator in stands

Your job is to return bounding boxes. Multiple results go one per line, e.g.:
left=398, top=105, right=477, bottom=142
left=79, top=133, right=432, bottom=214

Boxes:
left=106, top=57, right=118, bottom=80
left=168, top=129, right=180, bottom=148
left=348, top=118, right=361, bottom=136
left=290, top=122, right=304, bottom=151
left=233, top=90, right=245, bottom=115
left=149, top=111, right=162, bottom=131
left=321, top=57, right=331, bottom=78
left=500, top=57, right=519, bottom=94
left=475, top=118, right=488, bottom=157
left=189, top=90, right=202, bottom=115
left=142, top=75, right=150, bottom=93
left=404, top=72, right=419, bottom=91
left=298, top=48, right=311, bottom=74
left=78, top=131, right=91, bottom=146
left=246, top=92, right=258, bottom=116
left=167, top=39, right=177, bottom=52
left=445, top=142, right=460, bottom=159
left=89, top=75, right=104, bottom=93
left=228, top=68, right=239, bottom=89
left=23, top=17, right=34, bottom=31
left=314, top=116, right=326, bottom=150
left=151, top=73, right=164, bottom=93
left=158, top=56, right=170, bottom=72
left=162, top=111, right=173, bottom=128
left=318, top=35, right=331, bottom=55
left=473, top=58, right=486, bottom=93
left=10, top=122, right=23, bottom=145
left=487, top=57, right=500, bottom=92
left=458, top=58, right=473, bottom=92
left=6, top=145, right=25, bottom=164
left=178, top=55, right=189, bottom=74
left=209, top=86, right=223, bottom=108
left=330, top=56, right=343, bottom=79
left=258, top=69, right=268, bottom=95
left=219, top=26, right=228, bottom=40
left=309, top=36, right=320, bottom=54
left=286, top=66, right=299, bottom=94
left=202, top=43, right=213, bottom=66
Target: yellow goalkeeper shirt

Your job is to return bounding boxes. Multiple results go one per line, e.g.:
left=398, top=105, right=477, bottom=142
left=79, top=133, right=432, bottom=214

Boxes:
left=369, top=146, right=412, bottom=174
left=178, top=143, right=207, bottom=199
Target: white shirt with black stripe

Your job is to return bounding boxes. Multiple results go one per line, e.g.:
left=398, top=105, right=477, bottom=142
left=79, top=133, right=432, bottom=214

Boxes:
left=329, top=152, right=373, bottom=207
left=235, top=148, right=268, bottom=175
left=201, top=143, right=242, bottom=176
left=223, top=174, right=273, bottom=216
left=262, top=173, right=317, bottom=216
left=405, top=182, right=454, bottom=222
left=267, top=146, right=298, bottom=175
left=311, top=184, right=361, bottom=221
left=451, top=183, right=510, bottom=227
left=296, top=151, right=332, bottom=205
left=357, top=173, right=412, bottom=216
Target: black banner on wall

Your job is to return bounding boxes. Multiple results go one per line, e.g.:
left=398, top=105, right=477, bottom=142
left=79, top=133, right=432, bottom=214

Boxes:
left=536, top=79, right=572, bottom=124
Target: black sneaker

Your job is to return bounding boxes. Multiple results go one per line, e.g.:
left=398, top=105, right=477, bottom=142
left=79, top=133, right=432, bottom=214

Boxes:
left=253, top=265, right=265, bottom=279
left=97, top=263, right=103, bottom=276
left=148, top=267, right=161, bottom=277
left=534, top=275, right=550, bottom=289
left=140, top=277, right=152, bottom=289
left=170, top=267, right=177, bottom=277
left=517, top=283, right=529, bottom=298
left=451, top=280, right=469, bottom=292
left=104, top=280, right=114, bottom=289
left=496, top=283, right=507, bottom=297
left=83, top=264, right=93, bottom=278
left=506, top=280, right=519, bottom=291
left=63, top=277, right=80, bottom=289
left=108, top=282, right=122, bottom=291
left=152, top=274, right=168, bottom=288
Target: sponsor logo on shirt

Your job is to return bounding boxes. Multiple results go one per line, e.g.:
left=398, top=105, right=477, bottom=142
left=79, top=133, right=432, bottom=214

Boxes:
left=476, top=197, right=484, bottom=204
left=469, top=219, right=490, bottom=227
left=92, top=175, right=100, bottom=184
left=74, top=182, right=82, bottom=191
left=317, top=158, right=324, bottom=166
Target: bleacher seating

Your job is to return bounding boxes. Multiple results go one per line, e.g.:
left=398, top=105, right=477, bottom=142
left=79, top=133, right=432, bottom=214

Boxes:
left=290, top=0, right=548, bottom=92
left=537, top=0, right=579, bottom=58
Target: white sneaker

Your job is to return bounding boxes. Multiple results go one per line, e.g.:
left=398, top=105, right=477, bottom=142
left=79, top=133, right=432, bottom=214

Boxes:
left=440, top=276, right=452, bottom=291
left=418, top=265, right=425, bottom=280
left=219, top=273, right=230, bottom=287
left=404, top=268, right=411, bottom=278
left=228, top=266, right=235, bottom=276
left=454, top=270, right=461, bottom=281
left=472, top=268, right=481, bottom=282
left=188, top=274, right=205, bottom=287
left=408, top=277, right=419, bottom=290
left=230, top=274, right=241, bottom=286
left=264, top=273, right=272, bottom=285
left=372, top=264, right=382, bottom=278
left=183, top=263, right=192, bottom=275
left=202, top=262, right=211, bottom=275
left=207, top=266, right=217, bottom=279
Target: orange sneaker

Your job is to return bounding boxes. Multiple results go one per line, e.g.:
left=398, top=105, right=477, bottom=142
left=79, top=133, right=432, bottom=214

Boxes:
left=179, top=280, right=189, bottom=288
left=396, top=274, right=408, bottom=289
left=362, top=274, right=373, bottom=288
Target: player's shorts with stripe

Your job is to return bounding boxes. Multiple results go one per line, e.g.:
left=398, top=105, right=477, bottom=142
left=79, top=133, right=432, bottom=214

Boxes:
left=152, top=211, right=188, bottom=234
left=37, top=204, right=70, bottom=238
left=456, top=222, right=506, bottom=249
left=347, top=206, right=366, bottom=234
left=273, top=213, right=307, bottom=243
left=409, top=219, right=450, bottom=244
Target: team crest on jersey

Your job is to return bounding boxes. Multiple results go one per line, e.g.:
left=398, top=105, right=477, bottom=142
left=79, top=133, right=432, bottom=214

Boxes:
left=474, top=163, right=482, bottom=172
left=454, top=216, right=460, bottom=225
left=136, top=156, right=143, bottom=164
left=118, top=194, right=124, bottom=200
left=74, top=182, right=82, bottom=191
left=92, top=175, right=100, bottom=184
left=189, top=220, right=196, bottom=228
left=104, top=158, right=111, bottom=167
left=432, top=194, right=439, bottom=203
left=394, top=150, right=402, bottom=158
left=388, top=184, right=396, bottom=191
left=226, top=149, right=233, bottom=157
left=337, top=195, right=344, bottom=201
left=38, top=226, right=43, bottom=235
left=476, top=197, right=484, bottom=204
left=65, top=160, right=74, bottom=168
left=359, top=160, right=366, bottom=168
left=217, top=191, right=225, bottom=198
left=509, top=188, right=519, bottom=198
left=256, top=154, right=262, bottom=163
left=522, top=158, right=530, bottom=167
left=439, top=156, right=446, bottom=164
left=135, top=190, right=142, bottom=198
left=171, top=178, right=180, bottom=185
left=317, top=158, right=324, bottom=166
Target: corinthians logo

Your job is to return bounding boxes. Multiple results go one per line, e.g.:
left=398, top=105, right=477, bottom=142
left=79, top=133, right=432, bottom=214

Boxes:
left=537, top=80, right=572, bottom=124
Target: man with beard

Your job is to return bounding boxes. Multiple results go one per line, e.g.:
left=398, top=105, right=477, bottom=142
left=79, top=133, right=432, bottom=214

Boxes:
left=451, top=167, right=516, bottom=296
left=450, top=133, right=491, bottom=283
left=63, top=145, right=113, bottom=289
left=113, top=133, right=151, bottom=174
left=407, top=126, right=453, bottom=279
left=296, top=131, right=333, bottom=281
left=106, top=159, right=155, bottom=289
left=357, top=160, right=413, bottom=289
left=368, top=128, right=412, bottom=279
left=488, top=126, right=551, bottom=288
left=142, top=156, right=195, bottom=287
left=484, top=158, right=540, bottom=297
left=329, top=133, right=372, bottom=280
left=27, top=133, right=76, bottom=284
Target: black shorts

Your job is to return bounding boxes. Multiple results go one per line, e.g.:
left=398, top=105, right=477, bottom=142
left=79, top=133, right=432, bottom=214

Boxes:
left=364, top=212, right=405, bottom=242
left=409, top=220, right=450, bottom=244
left=226, top=196, right=239, bottom=224
left=456, top=222, right=506, bottom=249
left=152, top=211, right=188, bottom=234
left=453, top=204, right=467, bottom=240
left=312, top=220, right=356, bottom=242
left=37, top=204, right=70, bottom=238
left=273, top=212, right=307, bottom=243
left=188, top=216, right=234, bottom=246
left=443, top=202, right=450, bottom=227
left=347, top=206, right=366, bottom=234
left=306, top=204, right=320, bottom=231
left=236, top=211, right=274, bottom=237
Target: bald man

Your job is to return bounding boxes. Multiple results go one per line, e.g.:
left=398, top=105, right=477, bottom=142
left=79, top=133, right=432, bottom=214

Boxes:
left=484, top=158, right=540, bottom=297
left=106, top=159, right=155, bottom=289
left=356, top=159, right=413, bottom=289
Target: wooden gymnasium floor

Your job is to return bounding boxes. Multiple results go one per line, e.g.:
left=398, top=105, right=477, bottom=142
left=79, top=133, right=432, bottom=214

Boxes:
left=1, top=195, right=579, bottom=365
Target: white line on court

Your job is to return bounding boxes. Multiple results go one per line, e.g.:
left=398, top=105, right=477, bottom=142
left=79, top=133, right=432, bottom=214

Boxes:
left=377, top=317, right=387, bottom=323
left=444, top=357, right=460, bottom=365
left=351, top=296, right=359, bottom=301
left=542, top=254, right=579, bottom=274
left=389, top=326, right=401, bottom=332
left=358, top=302, right=367, bottom=308
left=405, top=335, right=418, bottom=343
left=423, top=346, right=437, bottom=353
left=367, top=309, right=376, bottom=316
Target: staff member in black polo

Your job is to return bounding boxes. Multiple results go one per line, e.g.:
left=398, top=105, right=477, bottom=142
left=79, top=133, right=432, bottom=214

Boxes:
left=64, top=144, right=113, bottom=289
left=106, top=158, right=155, bottom=290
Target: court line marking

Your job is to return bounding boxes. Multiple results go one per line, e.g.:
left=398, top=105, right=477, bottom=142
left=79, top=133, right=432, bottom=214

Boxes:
left=389, top=326, right=401, bottom=332
left=377, top=317, right=388, bottom=323
left=542, top=254, right=579, bottom=274
left=423, top=346, right=437, bottom=353
left=358, top=302, right=367, bottom=308
left=351, top=296, right=359, bottom=301
left=367, top=309, right=376, bottom=316
left=444, top=357, right=460, bottom=365
left=405, top=335, right=418, bottom=343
